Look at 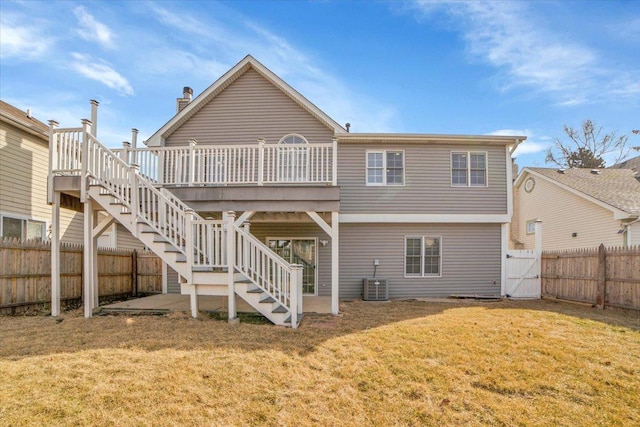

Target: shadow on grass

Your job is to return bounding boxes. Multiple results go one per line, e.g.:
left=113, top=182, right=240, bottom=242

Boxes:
left=0, top=298, right=638, bottom=360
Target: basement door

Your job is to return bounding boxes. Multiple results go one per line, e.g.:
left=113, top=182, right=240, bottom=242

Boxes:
left=267, top=238, right=317, bottom=295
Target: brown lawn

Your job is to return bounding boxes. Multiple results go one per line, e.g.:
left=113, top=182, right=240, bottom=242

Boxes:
left=1, top=299, right=639, bottom=426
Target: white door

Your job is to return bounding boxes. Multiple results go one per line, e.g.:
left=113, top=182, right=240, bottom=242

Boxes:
left=505, top=249, right=541, bottom=298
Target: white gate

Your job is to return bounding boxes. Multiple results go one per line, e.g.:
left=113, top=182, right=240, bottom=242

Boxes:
left=505, top=249, right=541, bottom=298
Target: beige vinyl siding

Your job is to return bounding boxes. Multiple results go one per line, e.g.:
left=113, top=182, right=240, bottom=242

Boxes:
left=165, top=69, right=334, bottom=147
left=338, top=143, right=508, bottom=214
left=249, top=222, right=332, bottom=297
left=1, top=123, right=83, bottom=243
left=114, top=223, right=145, bottom=250
left=629, top=222, right=640, bottom=246
left=339, top=223, right=502, bottom=298
left=167, top=267, right=180, bottom=294
left=516, top=173, right=622, bottom=250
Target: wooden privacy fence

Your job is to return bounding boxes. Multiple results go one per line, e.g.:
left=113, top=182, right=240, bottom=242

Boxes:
left=542, top=244, right=640, bottom=311
left=0, top=237, right=162, bottom=314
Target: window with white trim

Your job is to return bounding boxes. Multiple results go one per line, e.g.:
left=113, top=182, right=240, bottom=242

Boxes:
left=0, top=214, right=46, bottom=240
left=405, top=236, right=442, bottom=277
left=451, top=152, right=487, bottom=186
left=366, top=150, right=404, bottom=186
left=526, top=220, right=536, bottom=235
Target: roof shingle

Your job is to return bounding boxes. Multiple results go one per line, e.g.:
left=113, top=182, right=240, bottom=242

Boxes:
left=526, top=167, right=640, bottom=215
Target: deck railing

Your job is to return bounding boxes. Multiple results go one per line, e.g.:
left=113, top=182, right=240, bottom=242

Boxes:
left=112, top=139, right=337, bottom=186
left=49, top=124, right=301, bottom=323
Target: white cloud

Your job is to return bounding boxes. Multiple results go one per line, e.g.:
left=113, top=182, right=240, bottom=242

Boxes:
left=73, top=6, right=114, bottom=49
left=70, top=53, right=134, bottom=96
left=487, top=129, right=550, bottom=157
left=412, top=1, right=638, bottom=105
left=0, top=16, right=51, bottom=60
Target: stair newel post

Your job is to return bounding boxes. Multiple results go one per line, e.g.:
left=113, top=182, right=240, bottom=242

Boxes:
left=80, top=119, right=92, bottom=203
left=129, top=163, right=140, bottom=229
left=189, top=138, right=197, bottom=186
left=224, top=211, right=237, bottom=323
left=131, top=128, right=139, bottom=166
left=331, top=137, right=338, bottom=186
left=185, top=209, right=197, bottom=318
left=47, top=120, right=59, bottom=204
left=242, top=221, right=251, bottom=278
left=258, top=138, right=265, bottom=186
left=121, top=141, right=131, bottom=165
left=290, top=264, right=303, bottom=329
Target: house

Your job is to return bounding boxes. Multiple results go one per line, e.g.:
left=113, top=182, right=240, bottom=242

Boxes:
left=1, top=100, right=144, bottom=250
left=1, top=100, right=84, bottom=243
left=48, top=55, right=525, bottom=326
left=512, top=167, right=640, bottom=250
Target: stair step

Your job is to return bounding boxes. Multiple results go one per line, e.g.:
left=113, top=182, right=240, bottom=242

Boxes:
left=272, top=305, right=288, bottom=314
left=260, top=296, right=276, bottom=304
left=164, top=247, right=181, bottom=253
left=246, top=286, right=263, bottom=294
left=284, top=313, right=304, bottom=325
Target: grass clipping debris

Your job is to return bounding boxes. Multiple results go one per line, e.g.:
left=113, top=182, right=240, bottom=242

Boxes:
left=1, top=299, right=639, bottom=426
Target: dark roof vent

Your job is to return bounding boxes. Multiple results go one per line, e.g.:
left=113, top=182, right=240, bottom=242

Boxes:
left=557, top=169, right=566, bottom=174
left=345, top=122, right=351, bottom=133
left=590, top=169, right=602, bottom=175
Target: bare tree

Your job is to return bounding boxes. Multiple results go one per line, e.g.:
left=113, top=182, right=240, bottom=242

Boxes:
left=545, top=120, right=631, bottom=168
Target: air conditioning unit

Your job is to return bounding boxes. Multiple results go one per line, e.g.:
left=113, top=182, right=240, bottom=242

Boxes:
left=363, top=278, right=388, bottom=301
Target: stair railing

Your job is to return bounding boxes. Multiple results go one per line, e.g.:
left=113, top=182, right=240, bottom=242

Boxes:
left=233, top=224, right=302, bottom=320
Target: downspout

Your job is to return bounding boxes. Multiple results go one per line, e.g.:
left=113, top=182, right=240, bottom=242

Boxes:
left=622, top=217, right=640, bottom=246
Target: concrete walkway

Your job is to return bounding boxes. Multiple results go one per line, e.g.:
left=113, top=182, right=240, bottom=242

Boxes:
left=102, top=294, right=332, bottom=314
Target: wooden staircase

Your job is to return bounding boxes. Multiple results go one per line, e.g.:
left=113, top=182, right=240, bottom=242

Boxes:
left=51, top=126, right=303, bottom=327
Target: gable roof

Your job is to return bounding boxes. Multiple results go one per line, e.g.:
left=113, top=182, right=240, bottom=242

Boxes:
left=146, top=55, right=347, bottom=146
left=610, top=155, right=640, bottom=173
left=516, top=167, right=640, bottom=218
left=0, top=100, right=48, bottom=140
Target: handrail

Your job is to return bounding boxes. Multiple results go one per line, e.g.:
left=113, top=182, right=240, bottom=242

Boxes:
left=82, top=133, right=223, bottom=268
left=233, top=224, right=293, bottom=308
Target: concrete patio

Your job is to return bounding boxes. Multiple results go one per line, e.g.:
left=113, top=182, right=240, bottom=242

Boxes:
left=101, top=294, right=332, bottom=314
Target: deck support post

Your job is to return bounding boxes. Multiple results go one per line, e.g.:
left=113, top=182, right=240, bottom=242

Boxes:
left=224, top=211, right=237, bottom=322
left=47, top=120, right=59, bottom=204
left=83, top=199, right=95, bottom=318
left=51, top=191, right=61, bottom=316
left=331, top=211, right=339, bottom=315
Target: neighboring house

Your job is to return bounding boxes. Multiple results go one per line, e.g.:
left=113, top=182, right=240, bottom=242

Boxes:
left=512, top=167, right=640, bottom=250
left=0, top=100, right=83, bottom=243
left=48, top=55, right=525, bottom=325
left=0, top=100, right=142, bottom=249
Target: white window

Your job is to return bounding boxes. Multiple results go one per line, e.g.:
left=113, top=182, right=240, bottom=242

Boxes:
left=366, top=150, right=404, bottom=186
left=278, top=134, right=309, bottom=182
left=526, top=220, right=536, bottom=235
left=451, top=152, right=487, bottom=187
left=405, top=236, right=442, bottom=277
left=0, top=214, right=46, bottom=241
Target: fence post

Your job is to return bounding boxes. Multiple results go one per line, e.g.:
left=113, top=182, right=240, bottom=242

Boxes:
left=597, top=243, right=607, bottom=309
left=132, top=249, right=138, bottom=297
left=258, top=138, right=265, bottom=186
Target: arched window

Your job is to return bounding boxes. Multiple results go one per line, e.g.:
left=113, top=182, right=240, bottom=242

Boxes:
left=278, top=134, right=309, bottom=182
left=278, top=134, right=308, bottom=145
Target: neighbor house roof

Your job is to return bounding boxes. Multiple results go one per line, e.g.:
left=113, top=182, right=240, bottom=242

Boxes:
left=610, top=155, right=640, bottom=173
left=516, top=167, right=640, bottom=218
left=0, top=100, right=48, bottom=140
left=146, top=55, right=347, bottom=146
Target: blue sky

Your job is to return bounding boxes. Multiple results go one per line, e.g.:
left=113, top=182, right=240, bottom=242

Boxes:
left=1, top=0, right=639, bottom=167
